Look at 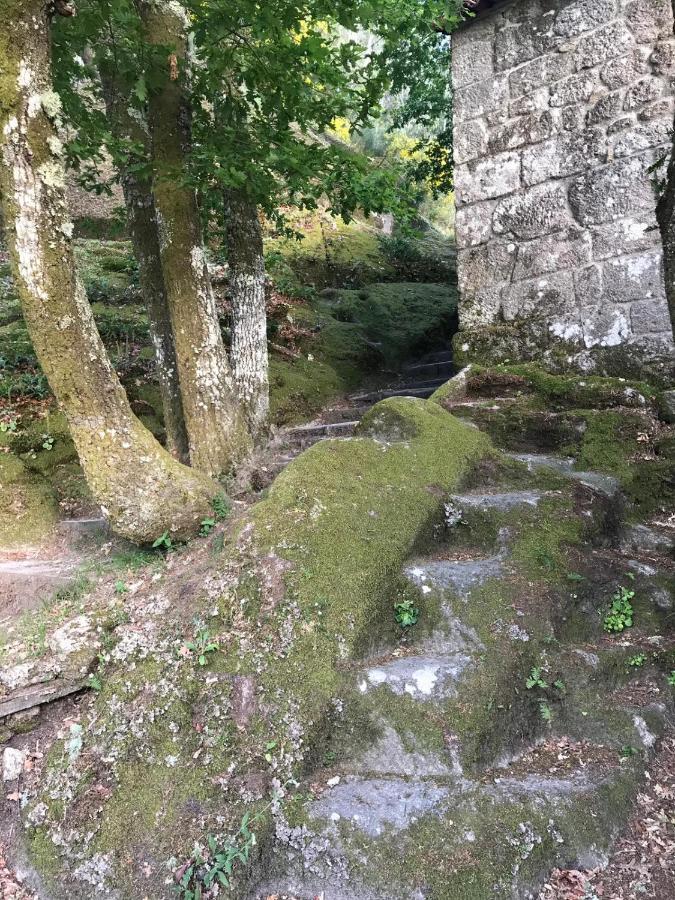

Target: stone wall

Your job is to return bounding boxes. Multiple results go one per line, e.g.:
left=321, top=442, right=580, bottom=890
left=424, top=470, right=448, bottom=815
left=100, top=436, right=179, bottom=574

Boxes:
left=451, top=0, right=675, bottom=376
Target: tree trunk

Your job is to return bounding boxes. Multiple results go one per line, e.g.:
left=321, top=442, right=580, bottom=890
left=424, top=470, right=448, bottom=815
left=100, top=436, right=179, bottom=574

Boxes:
left=0, top=0, right=216, bottom=544
left=656, top=136, right=675, bottom=335
left=98, top=61, right=189, bottom=463
left=138, top=0, right=251, bottom=476
left=224, top=190, right=270, bottom=442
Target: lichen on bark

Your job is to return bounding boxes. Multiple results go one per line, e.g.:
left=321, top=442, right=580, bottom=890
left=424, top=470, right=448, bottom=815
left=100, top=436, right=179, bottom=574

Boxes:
left=0, top=0, right=216, bottom=543
left=139, top=0, right=251, bottom=475
left=225, top=189, right=270, bottom=442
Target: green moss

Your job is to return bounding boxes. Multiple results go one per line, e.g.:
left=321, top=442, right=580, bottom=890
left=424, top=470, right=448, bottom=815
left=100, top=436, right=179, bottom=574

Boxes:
left=269, top=355, right=350, bottom=426
left=0, top=452, right=58, bottom=545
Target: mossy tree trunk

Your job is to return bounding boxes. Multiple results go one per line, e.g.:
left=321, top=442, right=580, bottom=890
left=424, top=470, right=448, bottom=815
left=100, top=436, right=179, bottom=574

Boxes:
left=224, top=190, right=270, bottom=442
left=656, top=124, right=675, bottom=335
left=138, top=0, right=251, bottom=476
left=0, top=0, right=216, bottom=543
left=98, top=61, right=189, bottom=463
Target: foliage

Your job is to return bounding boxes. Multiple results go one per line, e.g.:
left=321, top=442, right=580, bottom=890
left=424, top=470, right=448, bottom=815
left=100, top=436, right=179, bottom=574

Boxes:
left=152, top=530, right=173, bottom=552
left=394, top=598, right=419, bottom=628
left=604, top=586, right=635, bottom=633
left=177, top=814, right=257, bottom=898
left=211, top=494, right=231, bottom=520
left=525, top=666, right=547, bottom=690
left=185, top=626, right=219, bottom=666
left=628, top=653, right=646, bottom=668
left=667, top=671, right=675, bottom=687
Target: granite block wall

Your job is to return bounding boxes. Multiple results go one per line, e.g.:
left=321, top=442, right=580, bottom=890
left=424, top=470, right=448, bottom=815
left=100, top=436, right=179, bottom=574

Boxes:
left=451, top=0, right=675, bottom=373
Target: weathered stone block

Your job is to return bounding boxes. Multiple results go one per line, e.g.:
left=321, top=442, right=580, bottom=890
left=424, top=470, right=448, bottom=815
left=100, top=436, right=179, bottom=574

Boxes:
left=587, top=91, right=625, bottom=124
left=562, top=106, right=587, bottom=131
left=624, top=76, right=663, bottom=109
left=607, top=115, right=635, bottom=134
left=522, top=129, right=604, bottom=185
left=591, top=216, right=661, bottom=259
left=625, top=0, right=672, bottom=44
left=638, top=98, right=674, bottom=120
left=514, top=229, right=593, bottom=279
left=495, top=23, right=542, bottom=70
left=509, top=88, right=550, bottom=117
left=456, top=152, right=521, bottom=204
left=452, top=39, right=494, bottom=88
left=650, top=39, right=675, bottom=74
left=574, top=263, right=604, bottom=306
left=612, top=119, right=670, bottom=156
left=630, top=298, right=673, bottom=332
left=581, top=305, right=632, bottom=347
left=458, top=242, right=517, bottom=292
left=454, top=79, right=509, bottom=123
left=455, top=120, right=489, bottom=165
left=553, top=0, right=618, bottom=37
left=568, top=153, right=657, bottom=225
left=458, top=285, right=506, bottom=327
left=455, top=201, right=498, bottom=249
left=603, top=250, right=665, bottom=303
left=488, top=111, right=554, bottom=153
left=509, top=53, right=575, bottom=97
left=494, top=184, right=573, bottom=238
left=501, top=271, right=576, bottom=320
left=600, top=49, right=650, bottom=88
left=575, top=22, right=634, bottom=70
left=549, top=71, right=600, bottom=106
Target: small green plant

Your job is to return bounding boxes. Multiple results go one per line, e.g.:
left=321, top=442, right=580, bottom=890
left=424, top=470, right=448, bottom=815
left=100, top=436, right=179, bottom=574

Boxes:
left=0, top=417, right=18, bottom=433
left=152, top=530, right=172, bottom=551
left=553, top=679, right=566, bottom=693
left=620, top=745, right=638, bottom=758
left=628, top=653, right=646, bottom=668
left=114, top=580, right=128, bottom=595
left=667, top=671, right=675, bottom=686
left=539, top=701, right=552, bottom=723
left=264, top=740, right=277, bottom=763
left=525, top=667, right=547, bottom=690
left=41, top=433, right=54, bottom=450
left=88, top=672, right=102, bottom=691
left=211, top=494, right=231, bottom=520
left=566, top=572, right=585, bottom=583
left=394, top=598, right=419, bottom=628
left=199, top=517, right=216, bottom=537
left=185, top=626, right=218, bottom=666
left=604, top=585, right=635, bottom=633
left=177, top=814, right=257, bottom=898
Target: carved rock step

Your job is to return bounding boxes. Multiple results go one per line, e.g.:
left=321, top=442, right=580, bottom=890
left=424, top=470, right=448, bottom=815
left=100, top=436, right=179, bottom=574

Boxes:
left=402, top=360, right=455, bottom=379
left=287, top=421, right=359, bottom=446
left=506, top=452, right=620, bottom=497
left=349, top=382, right=445, bottom=404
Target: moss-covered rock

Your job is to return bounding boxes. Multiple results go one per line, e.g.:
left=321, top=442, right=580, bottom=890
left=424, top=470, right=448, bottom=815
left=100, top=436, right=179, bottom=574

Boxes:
left=0, top=452, right=58, bottom=546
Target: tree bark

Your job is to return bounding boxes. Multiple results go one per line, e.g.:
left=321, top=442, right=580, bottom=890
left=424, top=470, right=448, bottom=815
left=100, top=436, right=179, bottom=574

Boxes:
left=656, top=137, right=675, bottom=335
left=138, top=0, right=251, bottom=476
left=98, top=61, right=189, bottom=463
left=224, top=190, right=270, bottom=442
left=0, top=0, right=216, bottom=544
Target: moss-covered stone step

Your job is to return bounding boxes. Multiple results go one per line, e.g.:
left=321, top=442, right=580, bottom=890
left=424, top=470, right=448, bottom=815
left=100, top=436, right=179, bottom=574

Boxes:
left=257, top=735, right=653, bottom=900
left=506, top=453, right=620, bottom=497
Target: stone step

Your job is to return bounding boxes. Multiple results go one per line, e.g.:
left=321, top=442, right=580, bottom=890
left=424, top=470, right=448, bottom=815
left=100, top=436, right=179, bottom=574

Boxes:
left=506, top=452, right=620, bottom=496
left=319, top=405, right=371, bottom=424
left=417, top=349, right=454, bottom=364
left=406, top=553, right=506, bottom=601
left=56, top=516, right=108, bottom=540
left=258, top=729, right=653, bottom=900
left=357, top=651, right=475, bottom=701
left=449, top=489, right=545, bottom=512
left=402, top=360, right=455, bottom=378
left=349, top=384, right=442, bottom=403
left=287, top=421, right=359, bottom=445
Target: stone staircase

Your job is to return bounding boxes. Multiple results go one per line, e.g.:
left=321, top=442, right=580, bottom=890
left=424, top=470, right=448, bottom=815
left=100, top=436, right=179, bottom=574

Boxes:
left=252, top=370, right=675, bottom=899
left=283, top=350, right=455, bottom=452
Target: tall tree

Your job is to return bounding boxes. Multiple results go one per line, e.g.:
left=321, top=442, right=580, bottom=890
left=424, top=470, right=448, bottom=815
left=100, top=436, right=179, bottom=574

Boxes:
left=0, top=0, right=216, bottom=543
left=224, top=189, right=269, bottom=442
left=137, top=0, right=251, bottom=476
left=98, top=58, right=190, bottom=462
